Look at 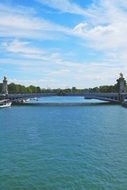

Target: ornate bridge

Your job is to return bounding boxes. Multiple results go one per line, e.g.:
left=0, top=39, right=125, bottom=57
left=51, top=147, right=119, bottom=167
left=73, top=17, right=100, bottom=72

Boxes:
left=83, top=73, right=127, bottom=103
left=3, top=92, right=126, bottom=104
left=84, top=92, right=127, bottom=103
left=0, top=74, right=127, bottom=104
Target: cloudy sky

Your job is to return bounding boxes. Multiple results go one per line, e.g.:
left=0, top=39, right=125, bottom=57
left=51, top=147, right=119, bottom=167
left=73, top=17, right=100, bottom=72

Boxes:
left=0, top=0, right=127, bottom=88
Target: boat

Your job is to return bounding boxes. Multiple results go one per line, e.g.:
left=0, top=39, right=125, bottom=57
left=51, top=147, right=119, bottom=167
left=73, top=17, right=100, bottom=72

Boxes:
left=122, top=99, right=127, bottom=108
left=25, top=98, right=30, bottom=102
left=32, top=97, right=38, bottom=101
left=0, top=99, right=12, bottom=108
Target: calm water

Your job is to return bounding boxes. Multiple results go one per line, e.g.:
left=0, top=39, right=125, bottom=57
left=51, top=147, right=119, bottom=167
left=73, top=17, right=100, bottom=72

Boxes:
left=0, top=97, right=127, bottom=190
left=31, top=96, right=103, bottom=103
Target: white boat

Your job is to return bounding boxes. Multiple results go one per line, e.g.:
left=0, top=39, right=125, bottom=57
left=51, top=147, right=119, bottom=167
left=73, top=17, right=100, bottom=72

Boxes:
left=32, top=97, right=38, bottom=101
left=0, top=99, right=12, bottom=108
left=25, top=98, right=30, bottom=102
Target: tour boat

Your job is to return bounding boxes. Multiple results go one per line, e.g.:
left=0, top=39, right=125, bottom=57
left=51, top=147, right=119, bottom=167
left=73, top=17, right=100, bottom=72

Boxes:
left=0, top=99, right=12, bottom=108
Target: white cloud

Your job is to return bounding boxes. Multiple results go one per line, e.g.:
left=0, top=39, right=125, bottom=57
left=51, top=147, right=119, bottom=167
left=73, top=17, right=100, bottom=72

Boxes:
left=73, top=0, right=127, bottom=51
left=1, top=39, right=64, bottom=61
left=36, top=0, right=91, bottom=16
left=1, top=36, right=126, bottom=88
left=0, top=54, right=125, bottom=88
left=0, top=3, right=70, bottom=40
left=71, top=0, right=127, bottom=76
left=2, top=40, right=42, bottom=55
left=1, top=1, right=127, bottom=88
left=73, top=23, right=123, bottom=50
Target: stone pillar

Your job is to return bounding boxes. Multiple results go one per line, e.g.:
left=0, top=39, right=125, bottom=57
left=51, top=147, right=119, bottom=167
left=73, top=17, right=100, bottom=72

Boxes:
left=117, top=73, right=126, bottom=93
left=2, top=76, right=8, bottom=95
left=116, top=73, right=126, bottom=102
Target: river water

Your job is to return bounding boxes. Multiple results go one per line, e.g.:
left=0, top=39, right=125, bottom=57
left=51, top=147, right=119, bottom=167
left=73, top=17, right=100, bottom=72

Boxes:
left=0, top=97, right=127, bottom=190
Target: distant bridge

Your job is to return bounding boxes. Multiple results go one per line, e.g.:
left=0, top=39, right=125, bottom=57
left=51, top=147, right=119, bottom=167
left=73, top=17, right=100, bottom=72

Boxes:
left=0, top=74, right=127, bottom=104
left=1, top=92, right=127, bottom=103
left=84, top=93, right=127, bottom=103
left=0, top=93, right=57, bottom=102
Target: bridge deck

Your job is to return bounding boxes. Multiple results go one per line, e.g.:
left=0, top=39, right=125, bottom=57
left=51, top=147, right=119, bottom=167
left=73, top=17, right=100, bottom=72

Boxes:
left=1, top=92, right=127, bottom=103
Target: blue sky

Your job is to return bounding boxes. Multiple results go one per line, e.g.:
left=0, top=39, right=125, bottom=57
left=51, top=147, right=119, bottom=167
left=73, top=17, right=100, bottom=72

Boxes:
left=0, top=0, right=127, bottom=88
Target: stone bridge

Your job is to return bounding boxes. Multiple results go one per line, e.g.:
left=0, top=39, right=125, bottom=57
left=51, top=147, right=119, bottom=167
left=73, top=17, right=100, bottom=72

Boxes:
left=84, top=93, right=127, bottom=103
left=0, top=73, right=127, bottom=104
left=0, top=92, right=126, bottom=103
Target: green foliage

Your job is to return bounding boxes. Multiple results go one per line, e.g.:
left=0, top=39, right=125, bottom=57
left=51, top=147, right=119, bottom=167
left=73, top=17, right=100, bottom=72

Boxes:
left=7, top=83, right=41, bottom=94
left=0, top=82, right=121, bottom=94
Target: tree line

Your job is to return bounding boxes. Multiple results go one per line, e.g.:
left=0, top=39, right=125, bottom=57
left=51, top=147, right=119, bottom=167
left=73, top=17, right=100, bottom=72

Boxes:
left=0, top=83, right=41, bottom=94
left=0, top=82, right=122, bottom=95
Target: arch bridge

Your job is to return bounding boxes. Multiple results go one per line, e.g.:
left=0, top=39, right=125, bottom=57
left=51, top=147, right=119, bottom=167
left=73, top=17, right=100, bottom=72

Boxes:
left=0, top=74, right=127, bottom=104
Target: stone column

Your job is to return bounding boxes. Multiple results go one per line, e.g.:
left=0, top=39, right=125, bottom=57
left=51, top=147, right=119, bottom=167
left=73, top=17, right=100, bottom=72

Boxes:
left=116, top=73, right=126, bottom=102
left=117, top=73, right=126, bottom=93
left=2, top=76, right=8, bottom=95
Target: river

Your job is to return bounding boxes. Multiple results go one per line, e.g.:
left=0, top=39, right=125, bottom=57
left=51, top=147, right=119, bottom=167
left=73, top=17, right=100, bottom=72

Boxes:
left=0, top=96, right=127, bottom=190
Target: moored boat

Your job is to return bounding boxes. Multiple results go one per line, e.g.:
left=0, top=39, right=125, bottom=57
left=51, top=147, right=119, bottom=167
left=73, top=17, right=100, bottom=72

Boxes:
left=0, top=99, right=12, bottom=108
left=122, top=100, right=127, bottom=107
